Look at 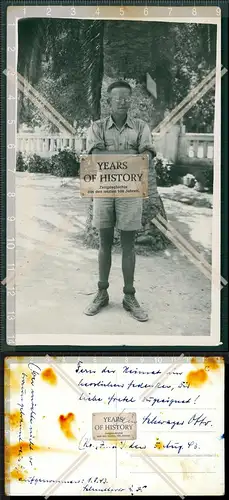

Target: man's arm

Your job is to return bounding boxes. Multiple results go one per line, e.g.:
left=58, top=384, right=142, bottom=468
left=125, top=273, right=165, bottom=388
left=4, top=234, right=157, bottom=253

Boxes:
left=138, top=122, right=157, bottom=159
left=91, top=148, right=138, bottom=159
left=88, top=123, right=133, bottom=156
left=87, top=122, right=105, bottom=154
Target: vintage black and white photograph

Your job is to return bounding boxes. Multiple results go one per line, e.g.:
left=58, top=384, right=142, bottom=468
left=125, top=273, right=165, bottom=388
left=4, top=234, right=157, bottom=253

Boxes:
left=13, top=10, right=221, bottom=345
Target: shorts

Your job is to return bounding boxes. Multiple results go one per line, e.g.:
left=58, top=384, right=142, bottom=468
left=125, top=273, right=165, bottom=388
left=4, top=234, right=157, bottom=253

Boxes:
left=92, top=197, right=143, bottom=231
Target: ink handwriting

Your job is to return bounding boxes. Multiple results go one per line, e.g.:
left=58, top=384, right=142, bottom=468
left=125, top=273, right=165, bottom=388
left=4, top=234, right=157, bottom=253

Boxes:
left=142, top=395, right=192, bottom=407
left=142, top=412, right=212, bottom=428
left=78, top=434, right=201, bottom=455
left=78, top=434, right=146, bottom=451
left=8, top=358, right=220, bottom=494
left=28, top=363, right=41, bottom=466
left=17, top=372, right=27, bottom=462
left=19, top=475, right=148, bottom=494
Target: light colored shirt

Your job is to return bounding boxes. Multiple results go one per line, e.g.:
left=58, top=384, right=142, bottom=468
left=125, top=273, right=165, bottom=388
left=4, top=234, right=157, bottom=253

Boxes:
left=87, top=115, right=156, bottom=156
left=87, top=115, right=158, bottom=201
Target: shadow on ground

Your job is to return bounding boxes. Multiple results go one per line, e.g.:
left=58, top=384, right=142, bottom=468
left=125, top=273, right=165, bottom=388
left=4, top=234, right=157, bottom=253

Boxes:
left=15, top=173, right=212, bottom=344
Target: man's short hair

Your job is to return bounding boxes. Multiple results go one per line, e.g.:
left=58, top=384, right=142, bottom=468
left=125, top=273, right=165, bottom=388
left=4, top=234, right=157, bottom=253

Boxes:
left=107, top=81, right=132, bottom=94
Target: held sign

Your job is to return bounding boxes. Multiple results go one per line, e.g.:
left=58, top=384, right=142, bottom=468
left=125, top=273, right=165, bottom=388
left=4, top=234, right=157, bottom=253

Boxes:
left=80, top=154, right=149, bottom=198
left=92, top=412, right=137, bottom=441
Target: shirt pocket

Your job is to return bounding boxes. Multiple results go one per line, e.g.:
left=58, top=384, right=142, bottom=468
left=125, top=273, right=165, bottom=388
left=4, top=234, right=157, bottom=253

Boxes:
left=126, top=130, right=139, bottom=151
left=104, top=139, right=115, bottom=151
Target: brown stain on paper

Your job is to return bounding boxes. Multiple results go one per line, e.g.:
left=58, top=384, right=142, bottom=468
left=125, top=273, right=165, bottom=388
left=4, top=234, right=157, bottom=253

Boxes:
left=186, top=356, right=223, bottom=388
left=5, top=442, right=37, bottom=484
left=5, top=441, right=41, bottom=465
left=5, top=364, right=33, bottom=394
left=5, top=366, right=25, bottom=394
left=154, top=438, right=164, bottom=450
left=204, top=357, right=222, bottom=371
left=6, top=410, right=22, bottom=430
left=4, top=363, right=78, bottom=486
left=186, top=368, right=208, bottom=388
left=58, top=413, right=76, bottom=440
left=5, top=440, right=80, bottom=482
left=5, top=366, right=20, bottom=393
left=5, top=441, right=79, bottom=464
left=41, top=367, right=58, bottom=385
left=10, top=466, right=28, bottom=482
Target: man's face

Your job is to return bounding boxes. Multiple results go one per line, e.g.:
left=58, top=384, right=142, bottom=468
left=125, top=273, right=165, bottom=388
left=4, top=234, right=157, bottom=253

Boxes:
left=109, top=87, right=132, bottom=115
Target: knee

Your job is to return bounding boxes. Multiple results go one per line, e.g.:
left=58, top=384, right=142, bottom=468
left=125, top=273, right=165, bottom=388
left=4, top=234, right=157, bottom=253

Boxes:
left=99, top=237, right=113, bottom=253
left=122, top=244, right=135, bottom=257
left=121, top=234, right=135, bottom=255
left=99, top=229, right=114, bottom=252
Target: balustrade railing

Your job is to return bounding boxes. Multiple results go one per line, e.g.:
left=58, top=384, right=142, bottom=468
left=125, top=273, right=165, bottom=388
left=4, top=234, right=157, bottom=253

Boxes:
left=17, top=134, right=85, bottom=157
left=17, top=130, right=214, bottom=167
left=178, top=132, right=214, bottom=165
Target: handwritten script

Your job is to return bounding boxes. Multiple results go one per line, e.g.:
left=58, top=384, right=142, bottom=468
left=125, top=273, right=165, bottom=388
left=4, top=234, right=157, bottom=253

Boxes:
left=5, top=356, right=224, bottom=496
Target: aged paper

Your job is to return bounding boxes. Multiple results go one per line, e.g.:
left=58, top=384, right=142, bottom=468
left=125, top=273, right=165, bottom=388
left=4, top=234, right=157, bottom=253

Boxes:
left=92, top=412, right=137, bottom=440
left=5, top=5, right=223, bottom=346
left=5, top=355, right=224, bottom=496
left=80, top=154, right=148, bottom=198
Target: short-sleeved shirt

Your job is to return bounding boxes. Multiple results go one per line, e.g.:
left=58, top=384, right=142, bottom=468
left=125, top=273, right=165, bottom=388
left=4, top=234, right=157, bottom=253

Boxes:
left=87, top=115, right=156, bottom=156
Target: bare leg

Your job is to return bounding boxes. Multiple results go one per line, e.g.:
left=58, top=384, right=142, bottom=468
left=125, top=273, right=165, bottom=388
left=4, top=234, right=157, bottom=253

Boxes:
left=98, top=228, right=114, bottom=290
left=120, top=230, right=136, bottom=295
left=121, top=230, right=148, bottom=321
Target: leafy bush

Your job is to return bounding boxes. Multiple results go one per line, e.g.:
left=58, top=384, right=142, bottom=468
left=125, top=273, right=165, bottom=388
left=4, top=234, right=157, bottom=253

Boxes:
left=27, top=154, right=51, bottom=174
left=154, top=153, right=173, bottom=187
left=202, top=167, right=214, bottom=193
left=50, top=149, right=80, bottom=177
left=24, top=149, right=80, bottom=177
left=16, top=151, right=27, bottom=172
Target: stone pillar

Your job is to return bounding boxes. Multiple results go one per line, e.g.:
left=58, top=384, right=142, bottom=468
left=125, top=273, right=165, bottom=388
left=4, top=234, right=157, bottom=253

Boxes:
left=81, top=137, right=87, bottom=151
left=156, top=112, right=181, bottom=162
left=177, top=123, right=187, bottom=164
left=162, top=124, right=181, bottom=162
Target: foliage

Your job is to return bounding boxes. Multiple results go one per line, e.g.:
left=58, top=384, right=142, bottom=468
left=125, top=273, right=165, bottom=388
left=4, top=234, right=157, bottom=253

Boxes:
left=18, top=19, right=104, bottom=130
left=50, top=149, right=80, bottom=177
left=16, top=151, right=27, bottom=172
left=73, top=125, right=89, bottom=138
left=26, top=154, right=51, bottom=174
left=166, top=25, right=216, bottom=132
left=18, top=19, right=216, bottom=133
left=19, top=149, right=80, bottom=177
left=104, top=21, right=216, bottom=131
left=194, top=166, right=214, bottom=193
left=184, top=89, right=215, bottom=134
left=203, top=167, right=214, bottom=193
left=154, top=153, right=173, bottom=187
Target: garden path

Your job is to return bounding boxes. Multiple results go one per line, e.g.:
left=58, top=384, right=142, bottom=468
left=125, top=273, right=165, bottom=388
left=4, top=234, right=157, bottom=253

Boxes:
left=15, top=173, right=212, bottom=345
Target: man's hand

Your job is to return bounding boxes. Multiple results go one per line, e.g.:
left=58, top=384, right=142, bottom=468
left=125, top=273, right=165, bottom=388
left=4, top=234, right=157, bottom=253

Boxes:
left=141, top=150, right=156, bottom=161
left=91, top=148, right=138, bottom=163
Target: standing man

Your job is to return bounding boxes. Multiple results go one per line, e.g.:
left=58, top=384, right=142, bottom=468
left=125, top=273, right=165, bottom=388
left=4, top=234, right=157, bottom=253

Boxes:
left=84, top=81, right=157, bottom=322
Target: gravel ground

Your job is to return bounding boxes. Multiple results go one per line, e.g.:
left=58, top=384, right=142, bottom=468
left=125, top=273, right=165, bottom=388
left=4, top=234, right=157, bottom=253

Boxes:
left=15, top=173, right=213, bottom=346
